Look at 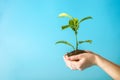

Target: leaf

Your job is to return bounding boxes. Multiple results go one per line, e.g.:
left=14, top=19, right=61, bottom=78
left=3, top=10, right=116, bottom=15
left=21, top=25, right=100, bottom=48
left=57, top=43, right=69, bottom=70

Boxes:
left=69, top=19, right=74, bottom=25
left=79, top=40, right=92, bottom=44
left=73, top=18, right=79, bottom=24
left=85, top=40, right=92, bottom=44
left=61, top=25, right=70, bottom=30
left=79, top=16, right=93, bottom=23
left=79, top=41, right=85, bottom=44
left=56, top=40, right=75, bottom=50
left=58, top=13, right=73, bottom=19
left=73, top=18, right=79, bottom=31
left=68, top=18, right=79, bottom=31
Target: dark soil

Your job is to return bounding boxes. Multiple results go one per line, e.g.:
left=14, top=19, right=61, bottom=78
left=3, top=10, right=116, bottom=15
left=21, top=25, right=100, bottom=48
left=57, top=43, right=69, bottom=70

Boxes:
left=66, top=50, right=87, bottom=57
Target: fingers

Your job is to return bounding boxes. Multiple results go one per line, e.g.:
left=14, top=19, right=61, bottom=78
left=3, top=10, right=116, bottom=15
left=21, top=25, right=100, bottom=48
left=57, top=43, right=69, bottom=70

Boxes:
left=78, top=58, right=86, bottom=70
left=63, top=51, right=96, bottom=71
left=63, top=56, right=73, bottom=69
left=63, top=55, right=83, bottom=70
left=63, top=56, right=78, bottom=70
left=63, top=55, right=88, bottom=71
left=67, top=55, right=82, bottom=61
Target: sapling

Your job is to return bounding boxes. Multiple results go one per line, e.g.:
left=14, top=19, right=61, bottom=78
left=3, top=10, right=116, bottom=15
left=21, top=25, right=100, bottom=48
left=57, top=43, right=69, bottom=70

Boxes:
left=56, top=13, right=93, bottom=56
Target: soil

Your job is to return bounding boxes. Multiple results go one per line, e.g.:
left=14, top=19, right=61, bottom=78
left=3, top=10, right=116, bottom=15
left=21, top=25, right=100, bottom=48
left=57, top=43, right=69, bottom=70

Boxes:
left=66, top=50, right=87, bottom=57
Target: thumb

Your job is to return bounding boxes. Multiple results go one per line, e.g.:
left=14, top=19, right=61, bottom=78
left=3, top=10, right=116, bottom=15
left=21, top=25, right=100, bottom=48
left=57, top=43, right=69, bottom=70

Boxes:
left=68, top=55, right=81, bottom=61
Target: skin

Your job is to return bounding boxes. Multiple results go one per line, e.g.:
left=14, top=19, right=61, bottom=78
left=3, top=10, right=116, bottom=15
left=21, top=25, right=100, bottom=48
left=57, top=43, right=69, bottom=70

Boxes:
left=63, top=51, right=120, bottom=80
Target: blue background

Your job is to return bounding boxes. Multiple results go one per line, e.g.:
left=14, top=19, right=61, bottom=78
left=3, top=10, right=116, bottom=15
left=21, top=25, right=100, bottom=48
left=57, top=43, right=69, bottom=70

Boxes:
left=0, top=0, right=120, bottom=80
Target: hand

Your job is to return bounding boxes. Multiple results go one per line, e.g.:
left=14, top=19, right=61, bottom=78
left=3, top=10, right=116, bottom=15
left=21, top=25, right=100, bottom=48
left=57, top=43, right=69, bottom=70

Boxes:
left=64, top=51, right=120, bottom=80
left=63, top=50, right=97, bottom=70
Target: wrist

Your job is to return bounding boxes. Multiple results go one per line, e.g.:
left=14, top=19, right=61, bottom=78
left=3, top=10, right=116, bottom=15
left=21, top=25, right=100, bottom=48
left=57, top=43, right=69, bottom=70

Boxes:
left=94, top=54, right=101, bottom=65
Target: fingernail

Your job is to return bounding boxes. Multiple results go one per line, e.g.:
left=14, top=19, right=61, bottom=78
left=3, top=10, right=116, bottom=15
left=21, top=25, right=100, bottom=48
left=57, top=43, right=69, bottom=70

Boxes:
left=65, top=56, right=69, bottom=59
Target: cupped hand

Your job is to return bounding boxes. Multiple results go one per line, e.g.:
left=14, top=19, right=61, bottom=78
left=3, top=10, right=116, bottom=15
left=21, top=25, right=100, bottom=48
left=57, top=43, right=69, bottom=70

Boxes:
left=63, top=51, right=98, bottom=70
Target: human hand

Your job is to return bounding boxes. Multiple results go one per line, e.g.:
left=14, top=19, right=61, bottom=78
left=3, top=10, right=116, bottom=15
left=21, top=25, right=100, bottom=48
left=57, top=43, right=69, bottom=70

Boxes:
left=64, top=51, right=120, bottom=80
left=63, top=50, right=98, bottom=70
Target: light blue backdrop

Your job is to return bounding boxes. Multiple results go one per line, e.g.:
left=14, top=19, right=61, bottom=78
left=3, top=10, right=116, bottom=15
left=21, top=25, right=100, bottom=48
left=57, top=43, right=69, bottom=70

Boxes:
left=0, top=0, right=120, bottom=80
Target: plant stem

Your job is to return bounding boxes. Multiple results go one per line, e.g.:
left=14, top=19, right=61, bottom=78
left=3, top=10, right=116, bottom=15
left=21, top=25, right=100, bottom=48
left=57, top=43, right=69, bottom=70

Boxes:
left=75, top=31, right=78, bottom=50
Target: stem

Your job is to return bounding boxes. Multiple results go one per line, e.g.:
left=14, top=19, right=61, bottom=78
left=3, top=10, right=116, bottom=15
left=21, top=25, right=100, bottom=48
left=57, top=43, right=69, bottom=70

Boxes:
left=75, top=31, right=78, bottom=50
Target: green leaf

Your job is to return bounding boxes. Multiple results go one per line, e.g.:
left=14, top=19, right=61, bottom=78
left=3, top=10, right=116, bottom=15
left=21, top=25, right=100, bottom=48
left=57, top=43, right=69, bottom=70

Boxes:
left=73, top=18, right=79, bottom=24
left=79, top=41, right=85, bottom=44
left=69, top=19, right=74, bottom=25
left=56, top=40, right=75, bottom=50
left=61, top=25, right=70, bottom=30
left=79, top=40, right=92, bottom=44
left=73, top=18, right=79, bottom=31
left=79, top=16, right=93, bottom=23
left=58, top=13, right=73, bottom=19
left=68, top=18, right=79, bottom=31
left=85, top=40, right=92, bottom=44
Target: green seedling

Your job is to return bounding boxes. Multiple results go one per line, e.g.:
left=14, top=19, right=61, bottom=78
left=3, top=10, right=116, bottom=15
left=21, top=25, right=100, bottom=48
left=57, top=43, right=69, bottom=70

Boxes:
left=56, top=13, right=93, bottom=52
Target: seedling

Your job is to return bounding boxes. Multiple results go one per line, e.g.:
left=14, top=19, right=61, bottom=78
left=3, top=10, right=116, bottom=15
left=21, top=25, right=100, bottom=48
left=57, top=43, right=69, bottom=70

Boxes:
left=56, top=13, right=93, bottom=56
